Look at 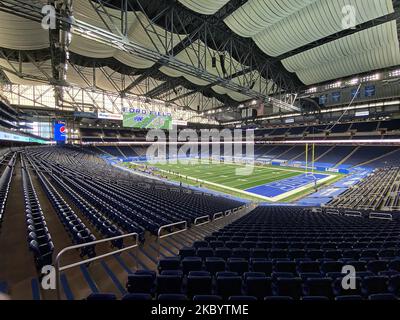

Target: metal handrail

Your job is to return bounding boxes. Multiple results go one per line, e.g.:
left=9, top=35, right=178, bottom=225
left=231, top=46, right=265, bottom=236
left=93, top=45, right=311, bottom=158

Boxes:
left=213, top=212, right=224, bottom=220
left=194, top=215, right=210, bottom=226
left=157, top=221, right=187, bottom=260
left=326, top=209, right=340, bottom=215
left=345, top=210, right=362, bottom=217
left=369, top=212, right=393, bottom=220
left=55, top=232, right=138, bottom=300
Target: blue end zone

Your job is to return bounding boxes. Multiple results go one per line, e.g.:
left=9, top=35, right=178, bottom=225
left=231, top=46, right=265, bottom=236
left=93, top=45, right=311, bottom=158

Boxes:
left=245, top=173, right=329, bottom=198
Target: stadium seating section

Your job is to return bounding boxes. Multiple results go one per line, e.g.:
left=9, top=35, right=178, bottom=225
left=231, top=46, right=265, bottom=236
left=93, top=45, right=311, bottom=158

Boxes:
left=80, top=119, right=400, bottom=144
left=87, top=206, right=400, bottom=300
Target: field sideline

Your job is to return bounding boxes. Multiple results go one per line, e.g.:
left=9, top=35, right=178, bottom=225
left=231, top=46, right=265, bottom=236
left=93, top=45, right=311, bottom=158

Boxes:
left=122, top=160, right=342, bottom=202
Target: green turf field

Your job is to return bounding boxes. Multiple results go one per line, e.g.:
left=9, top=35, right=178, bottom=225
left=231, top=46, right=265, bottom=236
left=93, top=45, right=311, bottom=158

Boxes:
left=122, top=161, right=342, bottom=202
left=148, top=162, right=301, bottom=190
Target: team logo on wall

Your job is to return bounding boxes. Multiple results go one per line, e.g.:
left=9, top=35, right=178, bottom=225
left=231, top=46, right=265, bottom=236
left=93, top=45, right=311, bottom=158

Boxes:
left=54, top=120, right=67, bottom=142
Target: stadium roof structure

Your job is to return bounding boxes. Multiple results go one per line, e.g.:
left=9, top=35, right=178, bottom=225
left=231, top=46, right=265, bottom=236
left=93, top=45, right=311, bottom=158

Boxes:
left=0, top=0, right=399, bottom=113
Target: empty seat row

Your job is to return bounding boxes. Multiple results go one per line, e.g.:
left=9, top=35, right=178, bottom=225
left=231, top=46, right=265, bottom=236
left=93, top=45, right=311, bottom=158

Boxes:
left=86, top=292, right=399, bottom=301
left=124, top=270, right=400, bottom=300
left=159, top=255, right=400, bottom=277
left=178, top=246, right=400, bottom=261
left=0, top=152, right=15, bottom=228
left=22, top=156, right=54, bottom=270
left=31, top=161, right=97, bottom=258
left=49, top=173, right=126, bottom=248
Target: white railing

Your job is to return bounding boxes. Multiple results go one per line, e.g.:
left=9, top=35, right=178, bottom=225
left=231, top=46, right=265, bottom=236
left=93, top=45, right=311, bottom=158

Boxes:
left=369, top=212, right=393, bottom=220
left=55, top=232, right=139, bottom=300
left=213, top=212, right=224, bottom=220
left=194, top=215, right=210, bottom=226
left=157, top=221, right=187, bottom=260
left=345, top=210, right=362, bottom=217
left=326, top=209, right=340, bottom=215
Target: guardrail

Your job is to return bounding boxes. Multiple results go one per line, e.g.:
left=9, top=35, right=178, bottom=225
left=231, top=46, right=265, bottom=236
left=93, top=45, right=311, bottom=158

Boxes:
left=213, top=212, right=224, bottom=221
left=345, top=210, right=362, bottom=217
left=194, top=215, right=210, bottom=226
left=55, top=232, right=139, bottom=300
left=369, top=212, right=393, bottom=220
left=157, top=221, right=187, bottom=260
left=225, top=210, right=232, bottom=216
left=326, top=209, right=340, bottom=215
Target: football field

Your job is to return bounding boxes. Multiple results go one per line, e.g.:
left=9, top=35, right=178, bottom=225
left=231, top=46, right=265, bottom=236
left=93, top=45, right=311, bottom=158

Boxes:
left=130, top=161, right=339, bottom=202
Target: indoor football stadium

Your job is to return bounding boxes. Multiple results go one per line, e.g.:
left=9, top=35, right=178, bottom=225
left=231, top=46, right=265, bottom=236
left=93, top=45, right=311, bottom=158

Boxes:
left=0, top=0, right=400, bottom=310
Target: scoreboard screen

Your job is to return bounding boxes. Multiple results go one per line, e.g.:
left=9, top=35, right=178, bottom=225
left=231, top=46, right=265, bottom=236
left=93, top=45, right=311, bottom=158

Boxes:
left=123, top=112, right=172, bottom=130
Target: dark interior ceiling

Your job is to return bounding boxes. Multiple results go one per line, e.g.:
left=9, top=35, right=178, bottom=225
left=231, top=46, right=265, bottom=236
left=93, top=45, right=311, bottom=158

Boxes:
left=0, top=0, right=398, bottom=114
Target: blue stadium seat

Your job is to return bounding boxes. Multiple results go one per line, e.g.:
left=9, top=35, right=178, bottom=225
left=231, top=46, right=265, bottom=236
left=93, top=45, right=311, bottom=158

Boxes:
left=368, top=293, right=398, bottom=300
left=304, top=278, right=334, bottom=298
left=298, top=261, right=320, bottom=273
left=274, top=277, right=303, bottom=299
left=335, top=295, right=363, bottom=301
left=193, top=295, right=222, bottom=301
left=264, top=296, right=294, bottom=301
left=186, top=272, right=213, bottom=297
left=182, top=257, right=202, bottom=274
left=361, top=276, right=389, bottom=296
left=122, top=293, right=152, bottom=301
left=227, top=258, right=249, bottom=275
left=86, top=293, right=117, bottom=300
left=216, top=275, right=242, bottom=298
left=197, top=247, right=214, bottom=259
left=301, top=296, right=329, bottom=301
left=388, top=274, right=400, bottom=295
left=158, top=294, right=188, bottom=301
left=158, top=257, right=181, bottom=273
left=274, top=261, right=297, bottom=274
left=156, top=275, right=182, bottom=294
left=243, top=273, right=272, bottom=299
left=215, top=247, right=231, bottom=260
left=127, top=274, right=155, bottom=294
left=367, top=260, right=389, bottom=274
left=228, top=296, right=257, bottom=301
left=251, top=259, right=273, bottom=274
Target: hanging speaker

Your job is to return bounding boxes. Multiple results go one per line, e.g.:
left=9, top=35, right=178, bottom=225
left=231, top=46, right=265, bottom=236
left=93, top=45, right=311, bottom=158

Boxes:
left=219, top=54, right=227, bottom=76
left=212, top=56, right=217, bottom=68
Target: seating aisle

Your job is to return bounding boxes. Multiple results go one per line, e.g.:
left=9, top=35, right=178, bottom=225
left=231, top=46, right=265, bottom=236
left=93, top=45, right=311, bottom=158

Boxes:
left=0, top=154, right=37, bottom=299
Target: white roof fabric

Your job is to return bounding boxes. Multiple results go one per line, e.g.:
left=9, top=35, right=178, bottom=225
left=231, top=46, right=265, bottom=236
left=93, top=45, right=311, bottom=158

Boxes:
left=0, top=0, right=397, bottom=94
left=225, top=0, right=394, bottom=56
left=0, top=11, right=49, bottom=50
left=0, top=0, right=273, bottom=103
left=224, top=0, right=317, bottom=37
left=178, top=0, right=230, bottom=15
left=70, top=0, right=186, bottom=69
left=282, top=21, right=400, bottom=85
